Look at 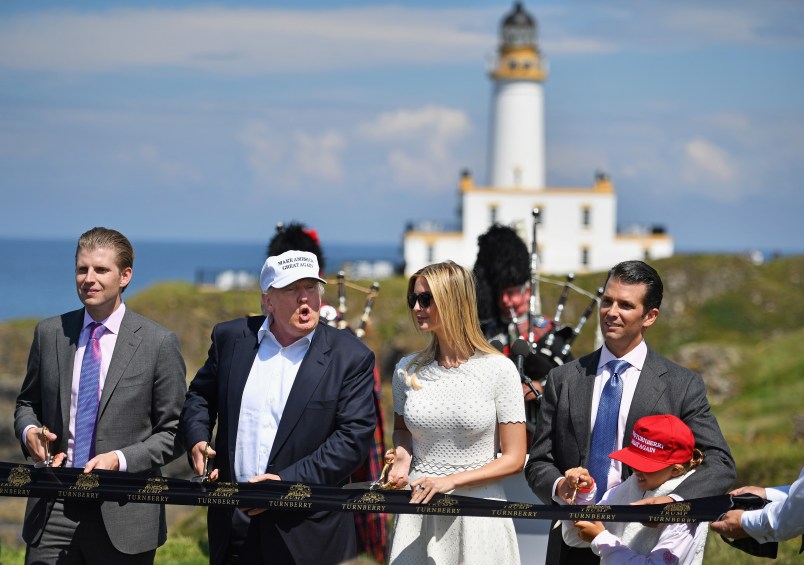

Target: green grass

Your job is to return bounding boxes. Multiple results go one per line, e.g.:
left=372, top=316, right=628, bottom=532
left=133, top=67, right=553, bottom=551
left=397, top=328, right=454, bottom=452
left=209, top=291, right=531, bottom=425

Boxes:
left=703, top=530, right=803, bottom=565
left=714, top=328, right=804, bottom=488
left=0, top=542, right=24, bottom=565
left=0, top=255, right=802, bottom=564
left=154, top=536, right=208, bottom=565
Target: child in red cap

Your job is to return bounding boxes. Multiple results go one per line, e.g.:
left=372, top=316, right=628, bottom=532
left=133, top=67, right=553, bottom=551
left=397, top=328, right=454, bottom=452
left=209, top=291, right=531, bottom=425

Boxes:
left=563, top=414, right=708, bottom=564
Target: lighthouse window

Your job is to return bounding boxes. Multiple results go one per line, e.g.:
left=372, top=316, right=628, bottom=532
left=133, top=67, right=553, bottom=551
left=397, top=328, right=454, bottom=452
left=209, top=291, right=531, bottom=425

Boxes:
left=427, top=244, right=435, bottom=263
left=508, top=60, right=517, bottom=70
left=581, top=247, right=589, bottom=267
left=581, top=207, right=591, bottom=227
left=489, top=205, right=498, bottom=225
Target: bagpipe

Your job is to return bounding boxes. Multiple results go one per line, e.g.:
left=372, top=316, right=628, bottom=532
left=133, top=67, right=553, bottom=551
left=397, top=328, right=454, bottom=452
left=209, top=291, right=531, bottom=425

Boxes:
left=319, top=269, right=381, bottom=342
left=486, top=209, right=605, bottom=435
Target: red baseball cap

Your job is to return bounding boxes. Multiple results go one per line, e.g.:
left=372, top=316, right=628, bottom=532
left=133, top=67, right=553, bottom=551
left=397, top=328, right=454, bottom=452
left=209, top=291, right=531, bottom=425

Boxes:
left=609, top=414, right=695, bottom=473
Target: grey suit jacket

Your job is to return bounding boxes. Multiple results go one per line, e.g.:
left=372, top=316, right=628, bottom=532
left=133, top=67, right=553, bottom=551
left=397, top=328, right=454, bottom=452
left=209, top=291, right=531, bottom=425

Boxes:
left=14, top=307, right=187, bottom=554
left=525, top=346, right=735, bottom=504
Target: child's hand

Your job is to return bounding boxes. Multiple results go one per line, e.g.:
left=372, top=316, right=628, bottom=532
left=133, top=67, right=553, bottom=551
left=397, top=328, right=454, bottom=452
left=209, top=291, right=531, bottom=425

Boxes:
left=631, top=496, right=674, bottom=527
left=631, top=495, right=674, bottom=506
left=564, top=467, right=593, bottom=490
left=559, top=467, right=594, bottom=503
left=574, top=520, right=605, bottom=542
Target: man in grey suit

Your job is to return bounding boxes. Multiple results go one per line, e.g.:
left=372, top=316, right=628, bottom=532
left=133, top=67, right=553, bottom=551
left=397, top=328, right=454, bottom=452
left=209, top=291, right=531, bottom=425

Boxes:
left=525, top=260, right=736, bottom=564
left=14, top=227, right=187, bottom=564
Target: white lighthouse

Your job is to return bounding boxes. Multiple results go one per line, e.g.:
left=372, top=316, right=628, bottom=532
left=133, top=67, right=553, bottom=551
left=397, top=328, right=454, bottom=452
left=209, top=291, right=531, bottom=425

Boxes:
left=488, top=2, right=547, bottom=190
left=402, top=2, right=673, bottom=276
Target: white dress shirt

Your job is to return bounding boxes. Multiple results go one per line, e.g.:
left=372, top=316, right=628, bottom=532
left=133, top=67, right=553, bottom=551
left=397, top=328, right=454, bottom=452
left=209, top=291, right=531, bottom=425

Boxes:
left=234, top=316, right=315, bottom=482
left=741, top=465, right=804, bottom=543
left=591, top=341, right=647, bottom=494
left=24, top=304, right=128, bottom=469
left=553, top=341, right=648, bottom=500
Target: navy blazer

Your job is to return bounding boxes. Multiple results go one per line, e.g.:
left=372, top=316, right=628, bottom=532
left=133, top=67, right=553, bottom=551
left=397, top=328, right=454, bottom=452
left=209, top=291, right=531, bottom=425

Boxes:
left=525, top=346, right=736, bottom=504
left=181, top=317, right=376, bottom=565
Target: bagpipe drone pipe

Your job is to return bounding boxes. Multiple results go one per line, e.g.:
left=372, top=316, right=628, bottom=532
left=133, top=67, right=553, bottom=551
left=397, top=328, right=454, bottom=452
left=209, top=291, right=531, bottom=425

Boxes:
left=317, top=269, right=381, bottom=341
left=479, top=210, right=606, bottom=438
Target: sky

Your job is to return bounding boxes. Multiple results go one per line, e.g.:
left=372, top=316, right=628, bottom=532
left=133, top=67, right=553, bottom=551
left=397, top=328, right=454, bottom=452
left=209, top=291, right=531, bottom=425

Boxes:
left=1, top=0, right=802, bottom=253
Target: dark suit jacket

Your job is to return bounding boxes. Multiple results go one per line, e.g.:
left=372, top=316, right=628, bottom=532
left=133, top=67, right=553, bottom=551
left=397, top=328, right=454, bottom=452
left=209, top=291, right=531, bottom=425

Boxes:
left=14, top=307, right=187, bottom=554
left=180, top=317, right=376, bottom=565
left=525, top=346, right=736, bottom=504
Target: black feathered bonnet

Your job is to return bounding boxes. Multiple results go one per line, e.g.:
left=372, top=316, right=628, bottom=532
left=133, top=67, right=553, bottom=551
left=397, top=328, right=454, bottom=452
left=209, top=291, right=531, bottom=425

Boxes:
left=267, top=222, right=326, bottom=273
left=473, top=224, right=530, bottom=322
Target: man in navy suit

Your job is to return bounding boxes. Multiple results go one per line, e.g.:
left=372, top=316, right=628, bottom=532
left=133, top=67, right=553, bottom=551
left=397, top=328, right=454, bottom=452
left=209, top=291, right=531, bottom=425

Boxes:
left=525, top=260, right=735, bottom=564
left=180, top=250, right=376, bottom=565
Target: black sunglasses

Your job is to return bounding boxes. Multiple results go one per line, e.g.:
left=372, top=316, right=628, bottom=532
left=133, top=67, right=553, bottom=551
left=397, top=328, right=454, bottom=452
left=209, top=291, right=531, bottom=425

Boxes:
left=407, top=291, right=434, bottom=309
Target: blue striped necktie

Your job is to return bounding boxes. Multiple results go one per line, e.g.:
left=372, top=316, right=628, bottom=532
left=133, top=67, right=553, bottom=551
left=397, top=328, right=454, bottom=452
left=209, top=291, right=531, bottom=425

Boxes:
left=74, top=322, right=104, bottom=468
left=588, top=358, right=630, bottom=502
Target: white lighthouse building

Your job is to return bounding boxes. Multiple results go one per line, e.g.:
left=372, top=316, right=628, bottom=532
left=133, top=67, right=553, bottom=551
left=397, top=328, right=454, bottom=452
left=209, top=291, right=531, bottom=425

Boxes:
left=402, top=2, right=673, bottom=276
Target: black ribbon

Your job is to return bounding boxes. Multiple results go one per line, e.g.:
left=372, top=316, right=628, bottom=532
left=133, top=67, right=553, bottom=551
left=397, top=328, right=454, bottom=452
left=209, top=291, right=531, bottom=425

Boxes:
left=717, top=493, right=784, bottom=559
left=0, top=462, right=744, bottom=524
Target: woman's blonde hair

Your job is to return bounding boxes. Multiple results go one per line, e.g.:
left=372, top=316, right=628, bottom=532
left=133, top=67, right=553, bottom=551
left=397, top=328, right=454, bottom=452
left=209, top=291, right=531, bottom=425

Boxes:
left=405, top=261, right=501, bottom=387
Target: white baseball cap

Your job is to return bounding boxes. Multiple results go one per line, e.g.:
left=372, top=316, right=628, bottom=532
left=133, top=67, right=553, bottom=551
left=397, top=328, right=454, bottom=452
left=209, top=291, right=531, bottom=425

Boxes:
left=260, top=250, right=327, bottom=291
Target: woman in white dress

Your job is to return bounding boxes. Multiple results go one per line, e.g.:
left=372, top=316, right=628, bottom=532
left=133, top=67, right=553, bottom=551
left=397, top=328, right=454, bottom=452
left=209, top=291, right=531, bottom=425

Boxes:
left=386, top=260, right=527, bottom=565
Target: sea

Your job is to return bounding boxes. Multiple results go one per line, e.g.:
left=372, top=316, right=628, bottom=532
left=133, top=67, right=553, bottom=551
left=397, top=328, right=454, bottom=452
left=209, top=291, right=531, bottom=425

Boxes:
left=0, top=238, right=401, bottom=322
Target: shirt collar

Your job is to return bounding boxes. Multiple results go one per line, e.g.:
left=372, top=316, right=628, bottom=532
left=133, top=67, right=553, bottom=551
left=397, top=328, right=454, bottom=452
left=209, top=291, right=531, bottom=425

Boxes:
left=257, top=314, right=316, bottom=348
left=82, top=302, right=126, bottom=335
left=599, top=339, right=647, bottom=372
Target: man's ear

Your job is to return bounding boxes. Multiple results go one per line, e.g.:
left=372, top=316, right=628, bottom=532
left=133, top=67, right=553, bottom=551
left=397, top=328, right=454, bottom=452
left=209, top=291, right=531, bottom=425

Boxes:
left=669, top=464, right=685, bottom=478
left=261, top=292, right=273, bottom=314
left=641, top=307, right=659, bottom=330
left=119, top=266, right=133, bottom=290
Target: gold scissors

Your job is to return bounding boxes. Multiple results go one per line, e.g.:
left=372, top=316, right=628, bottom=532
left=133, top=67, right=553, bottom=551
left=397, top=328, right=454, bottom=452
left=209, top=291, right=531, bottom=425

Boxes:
left=34, top=426, right=53, bottom=468
left=192, top=442, right=212, bottom=483
left=370, top=450, right=398, bottom=491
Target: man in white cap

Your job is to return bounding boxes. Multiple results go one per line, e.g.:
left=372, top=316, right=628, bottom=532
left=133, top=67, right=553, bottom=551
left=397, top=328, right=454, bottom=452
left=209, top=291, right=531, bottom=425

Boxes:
left=181, top=250, right=377, bottom=565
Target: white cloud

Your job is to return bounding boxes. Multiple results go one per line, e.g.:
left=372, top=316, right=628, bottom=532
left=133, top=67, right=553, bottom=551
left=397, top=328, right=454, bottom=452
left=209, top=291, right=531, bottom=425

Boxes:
left=0, top=6, right=492, bottom=74
left=681, top=138, right=739, bottom=201
left=356, top=105, right=471, bottom=189
left=237, top=122, right=347, bottom=190
left=1, top=2, right=799, bottom=77
left=541, top=0, right=804, bottom=55
left=237, top=122, right=288, bottom=187
left=662, top=3, right=804, bottom=47
left=116, top=144, right=201, bottom=185
left=292, top=130, right=347, bottom=183
left=546, top=38, right=618, bottom=56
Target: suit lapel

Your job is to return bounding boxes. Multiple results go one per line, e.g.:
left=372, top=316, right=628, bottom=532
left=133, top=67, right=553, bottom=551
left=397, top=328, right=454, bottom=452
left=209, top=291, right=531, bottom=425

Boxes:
left=269, top=327, right=331, bottom=463
left=57, top=311, right=83, bottom=443
left=98, top=310, right=143, bottom=418
left=226, top=319, right=262, bottom=469
left=572, top=350, right=601, bottom=465
left=625, top=347, right=668, bottom=436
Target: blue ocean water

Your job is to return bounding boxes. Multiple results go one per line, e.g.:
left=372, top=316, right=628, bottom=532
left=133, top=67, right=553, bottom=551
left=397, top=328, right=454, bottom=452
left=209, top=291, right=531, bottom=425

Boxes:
left=0, top=238, right=401, bottom=322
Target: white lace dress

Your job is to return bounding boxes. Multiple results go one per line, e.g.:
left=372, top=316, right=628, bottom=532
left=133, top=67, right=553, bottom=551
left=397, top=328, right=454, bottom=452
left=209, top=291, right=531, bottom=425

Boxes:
left=388, top=352, right=526, bottom=565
